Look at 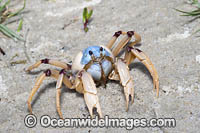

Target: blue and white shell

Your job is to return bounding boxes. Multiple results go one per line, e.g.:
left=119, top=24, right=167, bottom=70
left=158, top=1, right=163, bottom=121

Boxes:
left=72, top=45, right=114, bottom=81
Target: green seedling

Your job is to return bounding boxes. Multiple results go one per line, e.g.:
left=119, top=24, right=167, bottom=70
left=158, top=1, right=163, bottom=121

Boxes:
left=175, top=0, right=200, bottom=33
left=83, top=7, right=93, bottom=32
left=0, top=23, right=24, bottom=41
left=175, top=8, right=200, bottom=16
left=17, top=19, right=23, bottom=32
left=0, top=0, right=26, bottom=41
left=190, top=0, right=199, bottom=5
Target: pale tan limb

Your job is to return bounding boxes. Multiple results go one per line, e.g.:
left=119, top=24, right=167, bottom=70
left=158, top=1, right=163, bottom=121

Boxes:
left=27, top=69, right=73, bottom=115
left=26, top=58, right=70, bottom=72
left=56, top=73, right=64, bottom=119
left=115, top=59, right=134, bottom=111
left=26, top=61, right=41, bottom=72
left=106, top=31, right=126, bottom=49
left=52, top=69, right=74, bottom=118
left=108, top=70, right=120, bottom=81
left=27, top=73, right=46, bottom=114
left=131, top=48, right=159, bottom=97
left=81, top=71, right=103, bottom=118
left=129, top=32, right=141, bottom=47
left=112, top=35, right=131, bottom=56
left=124, top=49, right=136, bottom=65
left=51, top=69, right=73, bottom=89
left=112, top=31, right=141, bottom=56
left=49, top=60, right=70, bottom=69
left=74, top=75, right=84, bottom=93
left=106, top=35, right=117, bottom=49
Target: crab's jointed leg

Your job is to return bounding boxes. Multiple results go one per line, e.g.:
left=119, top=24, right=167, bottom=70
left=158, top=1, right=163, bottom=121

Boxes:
left=27, top=69, right=73, bottom=117
left=78, top=70, right=103, bottom=118
left=110, top=59, right=135, bottom=111
left=128, top=48, right=159, bottom=97
left=106, top=31, right=141, bottom=56
left=106, top=31, right=126, bottom=49
left=112, top=32, right=132, bottom=56
left=56, top=69, right=65, bottom=119
left=26, top=58, right=71, bottom=72
left=27, top=71, right=46, bottom=114
left=124, top=47, right=136, bottom=65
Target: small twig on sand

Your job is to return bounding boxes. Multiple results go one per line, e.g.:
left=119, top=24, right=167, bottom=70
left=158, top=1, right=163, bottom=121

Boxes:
left=10, top=60, right=26, bottom=65
left=0, top=47, right=6, bottom=55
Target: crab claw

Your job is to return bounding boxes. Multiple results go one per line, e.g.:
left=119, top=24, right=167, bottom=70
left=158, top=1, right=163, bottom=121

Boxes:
left=116, top=59, right=134, bottom=111
left=81, top=71, right=103, bottom=118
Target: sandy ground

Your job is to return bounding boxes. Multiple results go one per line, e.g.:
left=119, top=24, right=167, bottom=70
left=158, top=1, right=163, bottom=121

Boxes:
left=0, top=0, right=200, bottom=132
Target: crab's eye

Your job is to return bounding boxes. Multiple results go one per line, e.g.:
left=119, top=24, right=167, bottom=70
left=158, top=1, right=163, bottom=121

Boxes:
left=100, top=47, right=103, bottom=52
left=89, top=50, right=93, bottom=55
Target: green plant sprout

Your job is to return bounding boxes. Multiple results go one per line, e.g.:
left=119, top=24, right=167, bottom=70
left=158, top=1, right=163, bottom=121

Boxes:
left=17, top=19, right=23, bottom=32
left=189, top=0, right=199, bottom=5
left=175, top=0, right=200, bottom=33
left=0, top=0, right=26, bottom=41
left=83, top=7, right=93, bottom=32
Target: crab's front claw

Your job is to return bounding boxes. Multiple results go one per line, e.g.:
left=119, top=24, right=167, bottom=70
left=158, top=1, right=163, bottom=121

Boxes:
left=81, top=71, right=103, bottom=118
left=116, top=59, right=134, bottom=111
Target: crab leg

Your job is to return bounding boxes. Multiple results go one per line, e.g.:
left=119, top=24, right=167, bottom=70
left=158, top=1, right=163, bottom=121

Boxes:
left=124, top=47, right=136, bottom=65
left=80, top=71, right=103, bottom=118
left=112, top=34, right=131, bottom=56
left=26, top=58, right=71, bottom=72
left=115, top=59, right=134, bottom=111
left=27, top=69, right=73, bottom=115
left=129, top=32, right=141, bottom=47
left=56, top=70, right=64, bottom=119
left=112, top=31, right=141, bottom=56
left=28, top=71, right=46, bottom=114
left=107, top=31, right=126, bottom=49
left=130, top=48, right=159, bottom=97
